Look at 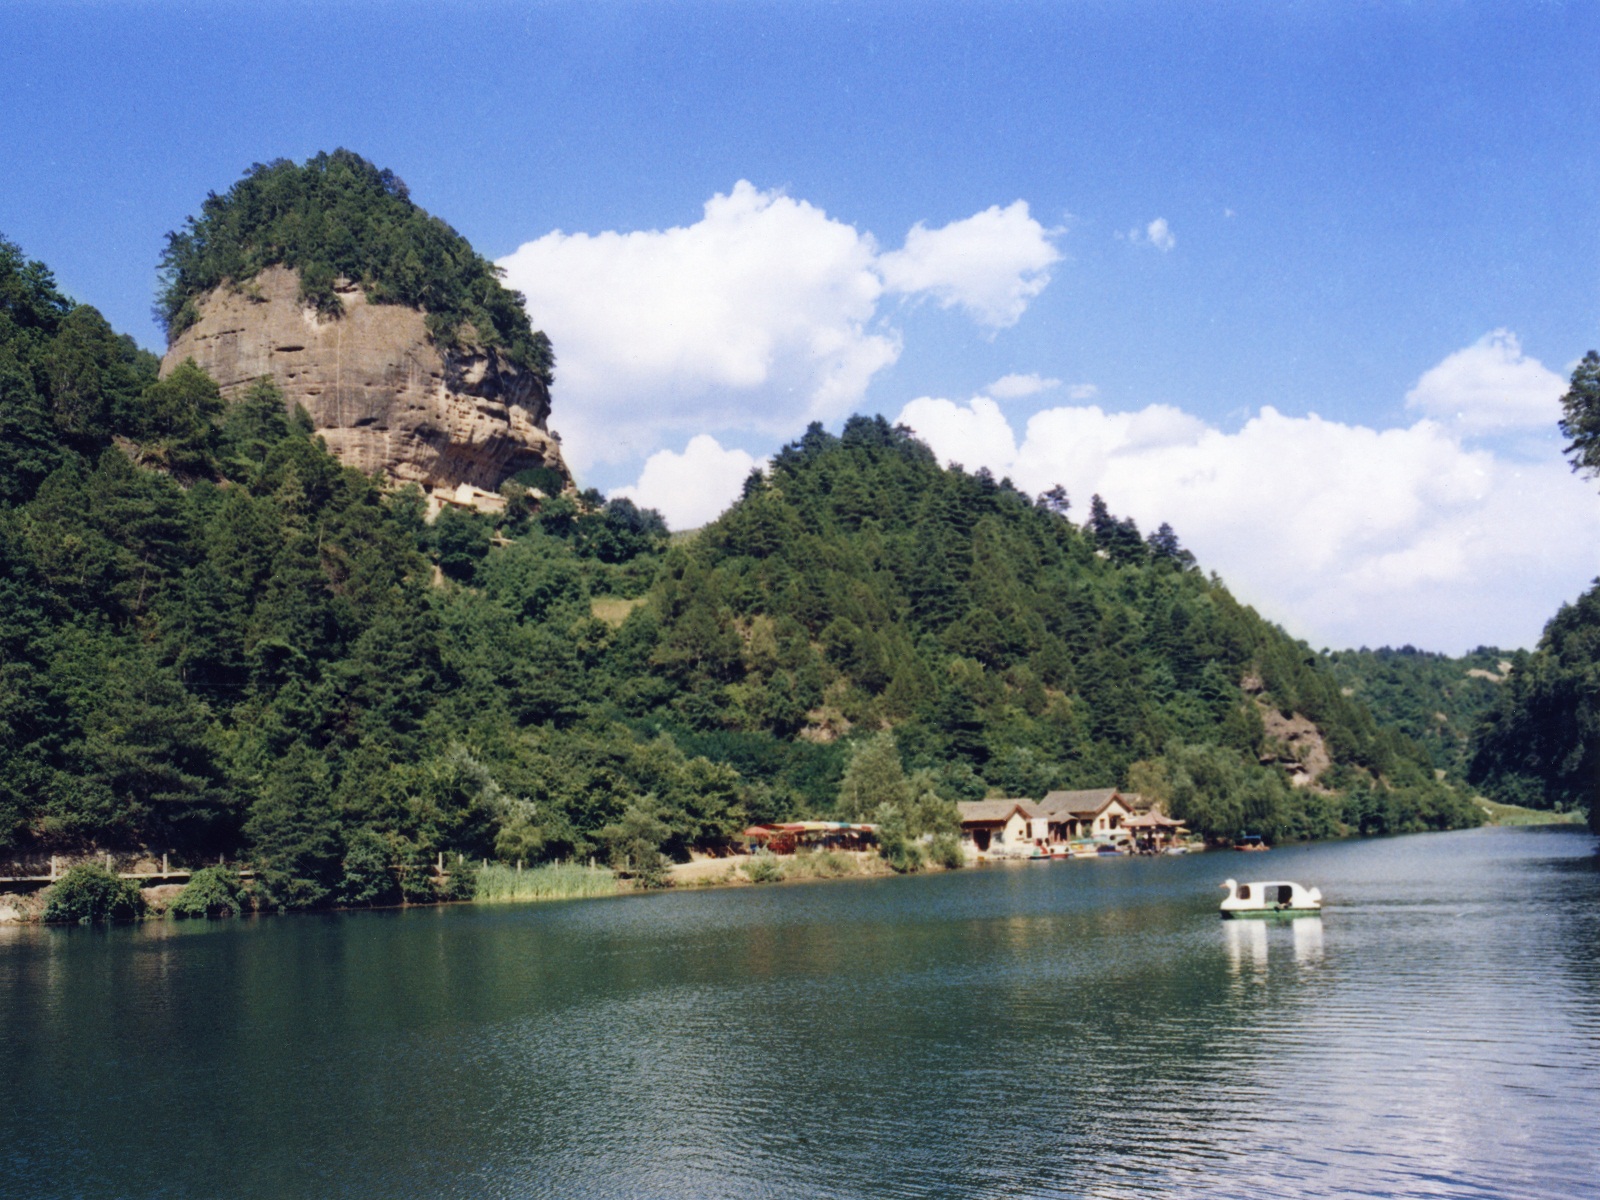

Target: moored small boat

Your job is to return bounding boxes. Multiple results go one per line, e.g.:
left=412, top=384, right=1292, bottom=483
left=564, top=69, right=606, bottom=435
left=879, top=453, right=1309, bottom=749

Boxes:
left=1219, top=878, right=1321, bottom=918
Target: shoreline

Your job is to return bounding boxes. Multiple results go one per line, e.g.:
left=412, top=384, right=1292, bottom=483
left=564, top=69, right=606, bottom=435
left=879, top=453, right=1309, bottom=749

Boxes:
left=6, top=813, right=1591, bottom=927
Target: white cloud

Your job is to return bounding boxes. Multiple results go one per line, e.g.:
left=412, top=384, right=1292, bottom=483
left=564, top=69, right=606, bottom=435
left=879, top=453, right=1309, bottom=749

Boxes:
left=897, top=396, right=1021, bottom=475
left=1128, top=217, right=1176, bottom=251
left=895, top=388, right=1600, bottom=652
left=610, top=434, right=764, bottom=531
left=985, top=372, right=1061, bottom=399
left=501, top=184, right=1059, bottom=473
left=1066, top=382, right=1100, bottom=401
left=878, top=200, right=1061, bottom=329
left=1404, top=329, right=1568, bottom=432
left=500, top=182, right=895, bottom=470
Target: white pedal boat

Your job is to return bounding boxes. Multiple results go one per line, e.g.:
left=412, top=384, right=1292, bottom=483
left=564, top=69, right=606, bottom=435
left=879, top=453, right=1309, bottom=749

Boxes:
left=1220, top=878, right=1321, bottom=918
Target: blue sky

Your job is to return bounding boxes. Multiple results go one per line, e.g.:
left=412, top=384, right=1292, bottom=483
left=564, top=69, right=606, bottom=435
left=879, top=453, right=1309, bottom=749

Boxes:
left=3, top=1, right=1599, bottom=651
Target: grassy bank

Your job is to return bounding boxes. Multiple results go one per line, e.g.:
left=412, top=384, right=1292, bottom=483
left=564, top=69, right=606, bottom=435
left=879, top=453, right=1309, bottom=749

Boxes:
left=1475, top=799, right=1587, bottom=827
left=473, top=862, right=621, bottom=903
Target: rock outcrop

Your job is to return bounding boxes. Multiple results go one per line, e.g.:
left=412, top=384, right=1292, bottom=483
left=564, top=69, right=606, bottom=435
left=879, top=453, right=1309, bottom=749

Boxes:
left=1242, top=672, right=1332, bottom=789
left=161, top=265, right=568, bottom=510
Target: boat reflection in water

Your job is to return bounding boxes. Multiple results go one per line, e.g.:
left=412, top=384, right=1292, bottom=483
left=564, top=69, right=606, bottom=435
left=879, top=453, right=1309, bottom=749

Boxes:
left=1225, top=916, right=1268, bottom=972
left=1225, top=914, right=1324, bottom=973
left=1292, top=915, right=1324, bottom=964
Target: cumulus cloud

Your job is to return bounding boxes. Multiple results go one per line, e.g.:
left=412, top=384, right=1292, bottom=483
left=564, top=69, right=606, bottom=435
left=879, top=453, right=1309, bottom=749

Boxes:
left=1128, top=217, right=1175, bottom=251
left=500, top=184, right=1060, bottom=473
left=896, top=364, right=1600, bottom=651
left=878, top=201, right=1061, bottom=329
left=985, top=372, right=1061, bottom=399
left=500, top=182, right=895, bottom=469
left=609, top=435, right=765, bottom=531
left=1404, top=329, right=1568, bottom=432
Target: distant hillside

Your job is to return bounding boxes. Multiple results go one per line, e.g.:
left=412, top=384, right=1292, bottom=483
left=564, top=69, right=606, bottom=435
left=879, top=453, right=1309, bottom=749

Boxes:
left=1469, top=582, right=1600, bottom=828
left=1322, top=645, right=1509, bottom=782
left=635, top=417, right=1479, bottom=840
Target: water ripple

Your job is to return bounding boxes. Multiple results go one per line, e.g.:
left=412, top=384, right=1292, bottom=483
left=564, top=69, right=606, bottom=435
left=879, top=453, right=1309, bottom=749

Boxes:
left=2, top=827, right=1598, bottom=1198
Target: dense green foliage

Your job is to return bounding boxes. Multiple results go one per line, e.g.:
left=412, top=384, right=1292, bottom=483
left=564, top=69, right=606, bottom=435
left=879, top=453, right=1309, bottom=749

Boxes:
left=1558, top=350, right=1600, bottom=480
left=1323, top=645, right=1508, bottom=780
left=156, top=151, right=553, bottom=382
left=1, top=234, right=1488, bottom=911
left=835, top=732, right=960, bottom=871
left=168, top=866, right=244, bottom=918
left=1470, top=588, right=1600, bottom=827
left=0, top=236, right=160, bottom=501
left=654, top=417, right=1475, bottom=842
left=1468, top=350, right=1600, bottom=832
left=42, top=864, right=144, bottom=923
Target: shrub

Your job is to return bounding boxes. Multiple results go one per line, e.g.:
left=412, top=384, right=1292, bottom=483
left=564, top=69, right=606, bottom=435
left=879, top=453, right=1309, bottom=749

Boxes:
left=784, top=851, right=856, bottom=879
left=43, top=864, right=144, bottom=924
left=398, top=852, right=442, bottom=904
left=169, top=867, right=244, bottom=919
left=881, top=838, right=924, bottom=874
left=597, top=800, right=672, bottom=888
left=338, top=830, right=400, bottom=907
left=929, top=834, right=965, bottom=870
left=741, top=855, right=782, bottom=884
left=875, top=812, right=925, bottom=873
left=440, top=859, right=477, bottom=901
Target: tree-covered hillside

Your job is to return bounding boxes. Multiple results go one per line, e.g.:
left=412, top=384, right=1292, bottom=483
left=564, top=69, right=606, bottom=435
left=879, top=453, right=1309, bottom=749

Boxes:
left=1464, top=352, right=1600, bottom=832
left=1322, top=645, right=1508, bottom=782
left=1469, top=592, right=1600, bottom=825
left=1, top=232, right=1484, bottom=910
left=157, top=150, right=553, bottom=381
left=642, top=418, right=1477, bottom=840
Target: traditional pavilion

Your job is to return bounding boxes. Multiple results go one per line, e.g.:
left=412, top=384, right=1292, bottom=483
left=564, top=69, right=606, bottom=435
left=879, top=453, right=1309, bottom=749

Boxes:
left=1120, top=810, right=1188, bottom=853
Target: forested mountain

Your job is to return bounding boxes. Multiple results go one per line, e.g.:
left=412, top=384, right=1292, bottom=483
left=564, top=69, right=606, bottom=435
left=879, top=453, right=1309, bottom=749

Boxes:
left=1322, top=645, right=1508, bottom=782
left=0, top=224, right=1487, bottom=909
left=651, top=418, right=1476, bottom=842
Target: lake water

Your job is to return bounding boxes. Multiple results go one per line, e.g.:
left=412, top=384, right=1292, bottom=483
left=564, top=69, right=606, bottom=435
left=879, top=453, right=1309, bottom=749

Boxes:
left=3, top=826, right=1598, bottom=1200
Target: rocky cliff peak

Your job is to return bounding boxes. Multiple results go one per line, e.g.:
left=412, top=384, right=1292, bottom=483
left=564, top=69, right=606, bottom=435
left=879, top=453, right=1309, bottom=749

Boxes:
left=162, top=264, right=569, bottom=512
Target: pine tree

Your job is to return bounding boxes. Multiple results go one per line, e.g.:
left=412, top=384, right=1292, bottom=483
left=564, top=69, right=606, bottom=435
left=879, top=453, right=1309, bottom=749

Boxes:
left=1557, top=350, right=1600, bottom=478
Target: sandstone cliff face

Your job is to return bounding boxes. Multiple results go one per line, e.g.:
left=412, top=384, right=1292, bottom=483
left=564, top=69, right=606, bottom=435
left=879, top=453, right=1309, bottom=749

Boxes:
left=161, top=265, right=568, bottom=509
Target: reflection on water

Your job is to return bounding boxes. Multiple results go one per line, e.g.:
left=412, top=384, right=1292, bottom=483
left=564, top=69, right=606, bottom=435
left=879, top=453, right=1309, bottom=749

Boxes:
left=1224, top=913, right=1268, bottom=972
left=1293, top=915, right=1323, bottom=963
left=1220, top=913, right=1323, bottom=974
left=2, top=827, right=1597, bottom=1199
